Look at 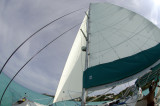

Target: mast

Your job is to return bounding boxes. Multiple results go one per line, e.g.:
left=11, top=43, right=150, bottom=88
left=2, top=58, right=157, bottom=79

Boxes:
left=81, top=4, right=90, bottom=106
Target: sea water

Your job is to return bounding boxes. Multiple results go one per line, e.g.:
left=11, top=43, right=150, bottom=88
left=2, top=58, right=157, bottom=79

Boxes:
left=142, top=87, right=158, bottom=96
left=0, top=73, right=108, bottom=106
left=0, top=73, right=53, bottom=106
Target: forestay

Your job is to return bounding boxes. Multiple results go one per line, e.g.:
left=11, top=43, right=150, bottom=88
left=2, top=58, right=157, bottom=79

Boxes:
left=83, top=3, right=160, bottom=89
left=53, top=15, right=88, bottom=103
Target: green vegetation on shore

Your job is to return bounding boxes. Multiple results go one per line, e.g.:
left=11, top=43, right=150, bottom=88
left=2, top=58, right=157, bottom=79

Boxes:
left=86, top=87, right=134, bottom=102
left=42, top=93, right=54, bottom=98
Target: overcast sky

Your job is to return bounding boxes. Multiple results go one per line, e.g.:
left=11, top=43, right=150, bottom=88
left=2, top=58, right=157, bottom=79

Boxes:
left=0, top=0, right=160, bottom=95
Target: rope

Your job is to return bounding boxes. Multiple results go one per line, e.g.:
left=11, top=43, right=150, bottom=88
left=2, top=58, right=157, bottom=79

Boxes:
left=0, top=8, right=84, bottom=75
left=47, top=97, right=54, bottom=105
left=87, top=86, right=116, bottom=103
left=121, top=85, right=132, bottom=99
left=144, top=71, right=152, bottom=85
left=68, top=91, right=80, bottom=106
left=0, top=23, right=80, bottom=105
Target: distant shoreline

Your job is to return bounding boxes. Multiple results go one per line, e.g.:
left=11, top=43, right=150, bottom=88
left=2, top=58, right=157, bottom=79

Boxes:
left=42, top=93, right=54, bottom=98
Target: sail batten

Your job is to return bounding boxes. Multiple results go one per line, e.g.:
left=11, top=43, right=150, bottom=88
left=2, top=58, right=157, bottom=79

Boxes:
left=83, top=3, right=160, bottom=89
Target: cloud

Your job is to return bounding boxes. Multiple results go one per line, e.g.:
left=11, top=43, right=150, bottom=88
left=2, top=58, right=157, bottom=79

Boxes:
left=106, top=0, right=160, bottom=27
left=0, top=0, right=160, bottom=96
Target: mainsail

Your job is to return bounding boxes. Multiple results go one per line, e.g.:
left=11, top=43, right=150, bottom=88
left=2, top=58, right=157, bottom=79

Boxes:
left=83, top=3, right=160, bottom=90
left=54, top=2, right=160, bottom=103
left=53, top=15, right=88, bottom=103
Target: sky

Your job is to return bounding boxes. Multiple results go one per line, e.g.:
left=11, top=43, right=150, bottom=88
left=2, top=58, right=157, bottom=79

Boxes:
left=0, top=0, right=160, bottom=95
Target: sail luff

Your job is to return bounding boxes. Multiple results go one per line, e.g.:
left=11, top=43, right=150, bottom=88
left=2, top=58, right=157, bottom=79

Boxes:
left=53, top=15, right=88, bottom=103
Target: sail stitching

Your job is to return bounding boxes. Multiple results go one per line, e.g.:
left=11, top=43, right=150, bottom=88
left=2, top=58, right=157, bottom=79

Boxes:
left=90, top=24, right=149, bottom=56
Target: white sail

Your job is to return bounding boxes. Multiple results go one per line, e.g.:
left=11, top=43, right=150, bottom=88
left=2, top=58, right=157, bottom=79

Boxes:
left=53, top=15, right=87, bottom=103
left=54, top=2, right=160, bottom=104
left=88, top=3, right=160, bottom=68
left=83, top=2, right=160, bottom=90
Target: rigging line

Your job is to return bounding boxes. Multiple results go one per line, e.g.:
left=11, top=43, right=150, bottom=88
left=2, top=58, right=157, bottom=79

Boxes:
left=0, top=8, right=84, bottom=75
left=144, top=71, right=152, bottom=86
left=122, top=85, right=132, bottom=99
left=47, top=97, right=54, bottom=105
left=88, top=86, right=116, bottom=103
left=0, top=23, right=80, bottom=105
left=68, top=91, right=80, bottom=106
